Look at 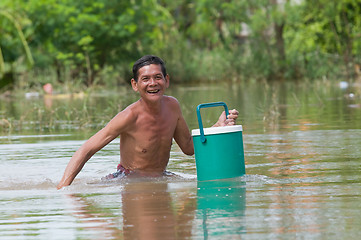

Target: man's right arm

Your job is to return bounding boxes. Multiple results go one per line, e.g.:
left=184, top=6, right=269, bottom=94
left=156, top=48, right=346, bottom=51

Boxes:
left=57, top=109, right=134, bottom=189
left=56, top=127, right=118, bottom=189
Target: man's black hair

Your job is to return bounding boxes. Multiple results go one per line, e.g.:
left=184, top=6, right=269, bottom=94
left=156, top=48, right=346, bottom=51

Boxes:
left=132, top=55, right=167, bottom=82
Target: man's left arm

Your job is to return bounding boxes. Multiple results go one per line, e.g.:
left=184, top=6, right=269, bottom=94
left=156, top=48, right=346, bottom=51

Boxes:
left=173, top=105, right=239, bottom=156
left=212, top=109, right=239, bottom=127
left=173, top=113, right=194, bottom=156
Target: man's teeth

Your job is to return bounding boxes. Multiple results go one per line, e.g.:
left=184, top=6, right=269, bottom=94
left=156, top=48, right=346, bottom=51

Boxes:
left=147, top=90, right=159, bottom=93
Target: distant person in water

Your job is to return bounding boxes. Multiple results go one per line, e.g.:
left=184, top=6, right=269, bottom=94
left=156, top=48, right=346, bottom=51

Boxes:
left=57, top=55, right=239, bottom=189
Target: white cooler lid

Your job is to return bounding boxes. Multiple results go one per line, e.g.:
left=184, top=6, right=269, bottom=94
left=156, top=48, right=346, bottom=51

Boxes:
left=191, top=125, right=242, bottom=136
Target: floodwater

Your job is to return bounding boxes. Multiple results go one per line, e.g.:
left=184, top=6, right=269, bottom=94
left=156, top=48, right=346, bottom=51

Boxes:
left=1, top=79, right=361, bottom=239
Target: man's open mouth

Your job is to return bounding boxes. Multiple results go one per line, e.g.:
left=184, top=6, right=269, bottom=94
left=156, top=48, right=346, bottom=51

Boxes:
left=147, top=89, right=160, bottom=94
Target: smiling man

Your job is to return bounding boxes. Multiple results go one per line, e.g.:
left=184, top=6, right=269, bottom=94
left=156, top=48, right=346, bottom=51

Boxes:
left=57, top=55, right=238, bottom=189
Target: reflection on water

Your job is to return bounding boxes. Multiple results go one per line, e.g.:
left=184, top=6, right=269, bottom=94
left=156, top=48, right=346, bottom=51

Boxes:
left=64, top=193, right=123, bottom=239
left=1, top=80, right=361, bottom=239
left=196, top=179, right=246, bottom=238
left=121, top=180, right=196, bottom=239
left=64, top=179, right=198, bottom=240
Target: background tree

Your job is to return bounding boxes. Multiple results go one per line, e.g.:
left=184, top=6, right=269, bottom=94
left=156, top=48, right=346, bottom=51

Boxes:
left=1, top=0, right=361, bottom=92
left=0, top=2, right=34, bottom=89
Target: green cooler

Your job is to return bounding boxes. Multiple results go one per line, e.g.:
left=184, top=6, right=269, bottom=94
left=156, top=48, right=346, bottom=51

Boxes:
left=192, top=102, right=245, bottom=181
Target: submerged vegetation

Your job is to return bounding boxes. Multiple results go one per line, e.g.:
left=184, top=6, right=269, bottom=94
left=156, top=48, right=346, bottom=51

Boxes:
left=0, top=0, right=360, bottom=92
left=1, top=78, right=361, bottom=135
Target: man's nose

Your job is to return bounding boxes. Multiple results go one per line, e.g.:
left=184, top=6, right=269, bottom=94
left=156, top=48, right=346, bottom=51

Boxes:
left=149, top=78, right=157, bottom=85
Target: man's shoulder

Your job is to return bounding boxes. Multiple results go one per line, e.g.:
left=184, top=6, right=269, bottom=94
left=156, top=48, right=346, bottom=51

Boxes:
left=163, top=95, right=180, bottom=106
left=163, top=96, right=182, bottom=116
left=126, top=100, right=141, bottom=110
left=116, top=101, right=139, bottom=121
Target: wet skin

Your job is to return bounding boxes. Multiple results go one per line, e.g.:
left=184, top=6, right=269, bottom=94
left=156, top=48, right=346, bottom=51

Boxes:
left=57, top=64, right=194, bottom=188
left=57, top=64, right=238, bottom=189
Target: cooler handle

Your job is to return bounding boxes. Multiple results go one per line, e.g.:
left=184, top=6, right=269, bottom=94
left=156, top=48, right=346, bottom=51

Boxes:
left=196, top=102, right=229, bottom=143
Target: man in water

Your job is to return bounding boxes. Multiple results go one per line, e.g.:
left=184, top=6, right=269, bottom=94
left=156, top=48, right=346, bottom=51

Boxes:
left=57, top=55, right=238, bottom=189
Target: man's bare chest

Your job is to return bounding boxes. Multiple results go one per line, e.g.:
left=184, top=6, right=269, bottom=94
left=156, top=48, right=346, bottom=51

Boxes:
left=136, top=117, right=176, bottom=139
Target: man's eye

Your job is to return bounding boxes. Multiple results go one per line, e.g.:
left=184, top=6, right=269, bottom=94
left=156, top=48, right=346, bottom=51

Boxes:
left=156, top=76, right=162, bottom=80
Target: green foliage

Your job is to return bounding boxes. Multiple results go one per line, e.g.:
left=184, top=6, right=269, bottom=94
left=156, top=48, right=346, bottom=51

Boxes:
left=1, top=0, right=361, bottom=91
left=285, top=0, right=361, bottom=79
left=21, top=0, right=175, bottom=86
left=0, top=2, right=34, bottom=87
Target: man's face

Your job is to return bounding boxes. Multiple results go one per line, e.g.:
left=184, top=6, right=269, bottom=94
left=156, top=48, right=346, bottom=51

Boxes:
left=131, top=64, right=169, bottom=102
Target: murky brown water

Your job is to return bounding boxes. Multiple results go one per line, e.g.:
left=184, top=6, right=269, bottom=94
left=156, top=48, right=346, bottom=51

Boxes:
left=1, top=79, right=361, bottom=239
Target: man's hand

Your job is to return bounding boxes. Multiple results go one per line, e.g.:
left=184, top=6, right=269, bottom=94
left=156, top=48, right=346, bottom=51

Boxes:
left=213, top=109, right=239, bottom=127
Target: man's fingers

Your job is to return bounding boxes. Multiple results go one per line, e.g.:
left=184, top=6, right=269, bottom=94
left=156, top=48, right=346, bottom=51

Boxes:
left=227, top=109, right=238, bottom=119
left=229, top=109, right=239, bottom=115
left=225, top=119, right=236, bottom=125
left=223, top=109, right=238, bottom=126
left=215, top=109, right=238, bottom=127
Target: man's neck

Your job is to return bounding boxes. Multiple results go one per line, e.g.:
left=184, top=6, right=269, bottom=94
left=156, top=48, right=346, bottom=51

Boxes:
left=139, top=97, right=164, bottom=114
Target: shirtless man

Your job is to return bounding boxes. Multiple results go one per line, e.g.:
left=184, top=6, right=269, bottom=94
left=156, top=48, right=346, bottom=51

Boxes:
left=57, top=55, right=238, bottom=189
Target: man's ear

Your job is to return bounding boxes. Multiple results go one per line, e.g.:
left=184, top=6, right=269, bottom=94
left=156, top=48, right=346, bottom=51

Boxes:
left=131, top=78, right=138, bottom=92
left=165, top=74, right=170, bottom=88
